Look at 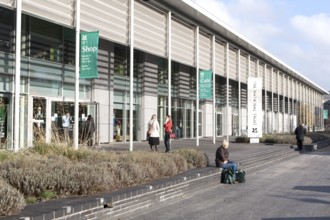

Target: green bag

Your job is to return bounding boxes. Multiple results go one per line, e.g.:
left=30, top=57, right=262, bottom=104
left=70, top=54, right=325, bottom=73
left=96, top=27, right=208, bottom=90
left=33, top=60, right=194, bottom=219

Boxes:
left=236, top=169, right=246, bottom=183
left=221, top=168, right=235, bottom=184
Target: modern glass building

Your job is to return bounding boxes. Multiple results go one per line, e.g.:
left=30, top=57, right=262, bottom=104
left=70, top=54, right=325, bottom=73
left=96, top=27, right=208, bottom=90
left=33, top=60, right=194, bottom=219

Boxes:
left=0, top=0, right=327, bottom=150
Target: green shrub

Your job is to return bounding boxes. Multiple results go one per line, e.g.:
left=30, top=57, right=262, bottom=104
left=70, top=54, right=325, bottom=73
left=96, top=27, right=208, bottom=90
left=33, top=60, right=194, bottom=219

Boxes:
left=0, top=150, right=13, bottom=163
left=235, top=136, right=250, bottom=143
left=260, top=134, right=312, bottom=145
left=173, top=148, right=208, bottom=168
left=40, top=190, right=56, bottom=200
left=0, top=178, right=26, bottom=216
left=25, top=196, right=37, bottom=205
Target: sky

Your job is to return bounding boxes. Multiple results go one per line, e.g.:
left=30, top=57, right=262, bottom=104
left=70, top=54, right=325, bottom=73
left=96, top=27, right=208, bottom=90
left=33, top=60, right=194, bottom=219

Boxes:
left=189, top=0, right=330, bottom=92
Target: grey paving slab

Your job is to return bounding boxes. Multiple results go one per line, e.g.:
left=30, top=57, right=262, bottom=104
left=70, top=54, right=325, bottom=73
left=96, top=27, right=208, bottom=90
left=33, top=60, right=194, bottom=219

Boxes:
left=131, top=149, right=330, bottom=220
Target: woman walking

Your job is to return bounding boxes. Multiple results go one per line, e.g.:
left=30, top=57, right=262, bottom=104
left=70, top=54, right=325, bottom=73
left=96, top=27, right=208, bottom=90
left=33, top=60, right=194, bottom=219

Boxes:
left=148, top=114, right=160, bottom=151
left=164, top=114, right=172, bottom=153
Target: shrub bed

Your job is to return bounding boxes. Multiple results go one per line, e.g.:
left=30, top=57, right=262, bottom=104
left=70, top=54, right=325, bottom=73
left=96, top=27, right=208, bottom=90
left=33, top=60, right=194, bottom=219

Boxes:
left=0, top=145, right=207, bottom=217
left=0, top=178, right=26, bottom=216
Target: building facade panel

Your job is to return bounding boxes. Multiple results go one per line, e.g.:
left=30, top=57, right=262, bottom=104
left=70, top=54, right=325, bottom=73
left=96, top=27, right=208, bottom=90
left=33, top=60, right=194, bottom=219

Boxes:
left=265, top=67, right=271, bottom=91
left=199, top=32, right=211, bottom=70
left=0, top=0, right=13, bottom=7
left=215, top=41, right=225, bottom=76
left=22, top=0, right=74, bottom=27
left=171, top=18, right=195, bottom=66
left=134, top=1, right=167, bottom=57
left=228, top=47, right=237, bottom=80
left=240, top=54, right=248, bottom=83
left=250, top=58, right=257, bottom=77
left=81, top=0, right=129, bottom=45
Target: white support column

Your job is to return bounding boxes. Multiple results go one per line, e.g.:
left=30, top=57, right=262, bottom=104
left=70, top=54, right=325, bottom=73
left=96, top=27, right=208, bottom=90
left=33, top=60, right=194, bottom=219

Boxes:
left=74, top=0, right=80, bottom=150
left=264, top=65, right=267, bottom=133
left=271, top=67, right=274, bottom=133
left=195, top=26, right=199, bottom=146
left=129, top=0, right=134, bottom=151
left=277, top=71, right=280, bottom=133
left=225, top=43, right=229, bottom=140
left=212, top=35, right=215, bottom=144
left=14, top=0, right=22, bottom=152
left=167, top=11, right=172, bottom=116
left=247, top=54, right=250, bottom=135
left=237, top=49, right=241, bottom=136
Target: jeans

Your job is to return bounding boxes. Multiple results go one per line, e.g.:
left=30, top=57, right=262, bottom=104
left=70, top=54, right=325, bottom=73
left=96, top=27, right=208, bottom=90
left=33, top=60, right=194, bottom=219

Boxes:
left=221, top=161, right=238, bottom=176
left=164, top=132, right=171, bottom=152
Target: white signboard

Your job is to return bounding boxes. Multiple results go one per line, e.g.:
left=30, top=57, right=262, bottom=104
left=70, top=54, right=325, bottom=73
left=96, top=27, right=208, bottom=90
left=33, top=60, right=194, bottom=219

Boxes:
left=248, top=77, right=262, bottom=138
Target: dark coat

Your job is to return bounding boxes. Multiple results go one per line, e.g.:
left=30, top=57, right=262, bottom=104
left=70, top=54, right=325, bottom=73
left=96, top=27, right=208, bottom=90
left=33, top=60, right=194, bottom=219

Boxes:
left=295, top=125, right=306, bottom=141
left=215, top=146, right=229, bottom=167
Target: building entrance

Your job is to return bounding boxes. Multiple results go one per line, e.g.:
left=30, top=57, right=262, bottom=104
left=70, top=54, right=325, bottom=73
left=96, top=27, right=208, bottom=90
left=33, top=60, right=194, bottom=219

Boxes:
left=0, top=97, right=9, bottom=149
left=31, top=97, right=98, bottom=145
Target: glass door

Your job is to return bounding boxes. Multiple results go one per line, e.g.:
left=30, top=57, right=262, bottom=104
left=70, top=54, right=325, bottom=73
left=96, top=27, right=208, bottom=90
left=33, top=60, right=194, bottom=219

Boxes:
left=32, top=97, right=46, bottom=143
left=198, top=110, right=203, bottom=137
left=50, top=101, right=98, bottom=144
left=232, top=114, right=239, bottom=136
left=216, top=113, right=222, bottom=136
left=0, top=97, right=9, bottom=149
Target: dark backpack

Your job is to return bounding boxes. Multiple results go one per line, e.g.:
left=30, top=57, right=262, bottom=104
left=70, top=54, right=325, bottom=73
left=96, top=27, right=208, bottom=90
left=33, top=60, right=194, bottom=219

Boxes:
left=235, top=169, right=246, bottom=183
left=221, top=168, right=235, bottom=184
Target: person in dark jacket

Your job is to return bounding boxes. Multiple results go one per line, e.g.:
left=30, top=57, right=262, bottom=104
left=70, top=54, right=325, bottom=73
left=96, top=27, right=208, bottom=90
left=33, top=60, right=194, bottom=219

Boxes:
left=85, top=115, right=95, bottom=146
left=215, top=139, right=238, bottom=175
left=295, top=123, right=306, bottom=151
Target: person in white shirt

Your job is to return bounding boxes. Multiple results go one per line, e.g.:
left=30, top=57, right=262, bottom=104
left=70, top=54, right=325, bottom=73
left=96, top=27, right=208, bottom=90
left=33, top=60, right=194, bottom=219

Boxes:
left=62, top=112, right=71, bottom=143
left=147, top=114, right=160, bottom=151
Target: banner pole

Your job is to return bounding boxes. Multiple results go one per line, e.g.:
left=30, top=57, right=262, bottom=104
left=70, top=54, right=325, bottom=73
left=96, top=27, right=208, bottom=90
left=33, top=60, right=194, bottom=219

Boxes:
left=74, top=0, right=80, bottom=150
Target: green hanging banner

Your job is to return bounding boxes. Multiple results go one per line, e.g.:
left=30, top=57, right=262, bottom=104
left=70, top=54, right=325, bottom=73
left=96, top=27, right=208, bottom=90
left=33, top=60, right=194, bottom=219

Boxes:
left=324, top=109, right=328, bottom=120
left=80, top=31, right=99, bottom=79
left=199, top=70, right=213, bottom=100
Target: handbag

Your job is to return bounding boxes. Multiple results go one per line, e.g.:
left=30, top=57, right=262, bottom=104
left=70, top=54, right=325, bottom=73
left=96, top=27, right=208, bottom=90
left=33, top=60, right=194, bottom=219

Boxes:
left=169, top=132, right=176, bottom=139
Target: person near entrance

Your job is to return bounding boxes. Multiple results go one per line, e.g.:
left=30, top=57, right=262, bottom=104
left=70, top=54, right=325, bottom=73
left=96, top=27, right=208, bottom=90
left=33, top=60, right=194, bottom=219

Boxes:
left=295, top=123, right=306, bottom=151
left=85, top=115, right=95, bottom=146
left=164, top=114, right=173, bottom=153
left=148, top=114, right=160, bottom=151
left=62, top=112, right=71, bottom=143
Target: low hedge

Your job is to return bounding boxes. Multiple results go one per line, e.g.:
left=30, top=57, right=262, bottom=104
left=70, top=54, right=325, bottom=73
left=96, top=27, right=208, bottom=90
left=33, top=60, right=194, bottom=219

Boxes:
left=236, top=133, right=313, bottom=145
left=0, top=145, right=208, bottom=217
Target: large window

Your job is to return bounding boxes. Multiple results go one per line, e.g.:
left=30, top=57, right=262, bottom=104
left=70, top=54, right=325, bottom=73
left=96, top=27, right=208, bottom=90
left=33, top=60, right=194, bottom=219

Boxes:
left=0, top=7, right=14, bottom=53
left=30, top=17, right=62, bottom=62
left=114, top=44, right=128, bottom=76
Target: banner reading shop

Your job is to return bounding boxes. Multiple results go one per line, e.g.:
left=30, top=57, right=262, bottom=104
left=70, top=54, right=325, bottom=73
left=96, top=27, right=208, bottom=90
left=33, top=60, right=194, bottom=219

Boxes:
left=248, top=77, right=262, bottom=138
left=199, top=70, right=213, bottom=100
left=80, top=31, right=99, bottom=79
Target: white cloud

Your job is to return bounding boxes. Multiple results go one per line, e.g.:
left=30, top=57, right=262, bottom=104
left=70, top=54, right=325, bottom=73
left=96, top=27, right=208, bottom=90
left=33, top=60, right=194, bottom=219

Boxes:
left=191, top=0, right=282, bottom=47
left=191, top=0, right=237, bottom=28
left=291, top=13, right=330, bottom=46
